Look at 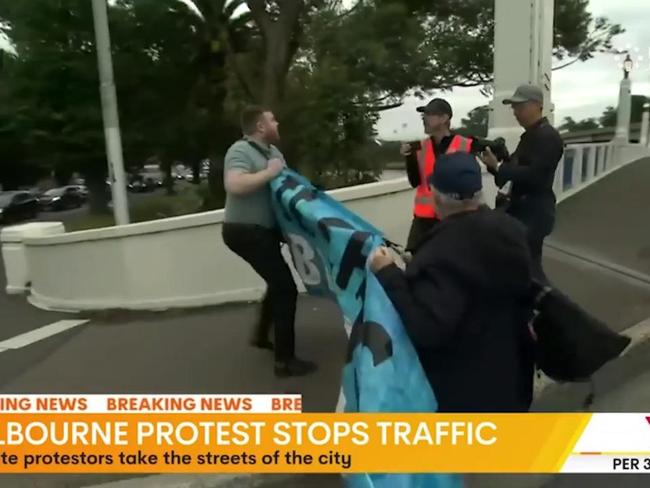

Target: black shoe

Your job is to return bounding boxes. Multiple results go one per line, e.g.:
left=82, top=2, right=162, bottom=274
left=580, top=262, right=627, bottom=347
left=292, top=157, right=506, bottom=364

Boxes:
left=274, top=358, right=318, bottom=378
left=250, top=338, right=274, bottom=350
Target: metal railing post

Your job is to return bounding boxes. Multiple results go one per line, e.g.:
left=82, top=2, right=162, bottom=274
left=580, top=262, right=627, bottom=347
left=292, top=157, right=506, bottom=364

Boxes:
left=587, top=144, right=597, bottom=181
left=572, top=146, right=584, bottom=189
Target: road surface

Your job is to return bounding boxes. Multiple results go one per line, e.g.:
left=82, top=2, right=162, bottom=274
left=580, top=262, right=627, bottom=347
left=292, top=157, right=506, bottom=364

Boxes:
left=0, top=160, right=649, bottom=488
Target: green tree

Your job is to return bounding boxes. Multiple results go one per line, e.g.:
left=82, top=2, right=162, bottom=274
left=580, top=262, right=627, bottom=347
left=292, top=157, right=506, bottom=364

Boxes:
left=0, top=0, right=243, bottom=208
left=112, top=0, right=208, bottom=195
left=559, top=116, right=600, bottom=132
left=241, top=0, right=622, bottom=108
left=599, top=96, right=648, bottom=128
left=0, top=107, right=46, bottom=190
left=457, top=105, right=489, bottom=137
left=599, top=106, right=617, bottom=128
left=255, top=1, right=433, bottom=186
left=422, top=0, right=622, bottom=85
left=234, top=0, right=621, bottom=186
left=0, top=0, right=624, bottom=202
left=170, top=0, right=256, bottom=203
left=0, top=0, right=111, bottom=210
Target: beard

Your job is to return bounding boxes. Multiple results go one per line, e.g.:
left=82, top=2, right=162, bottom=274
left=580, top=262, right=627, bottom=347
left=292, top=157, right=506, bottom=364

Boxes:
left=264, top=128, right=280, bottom=144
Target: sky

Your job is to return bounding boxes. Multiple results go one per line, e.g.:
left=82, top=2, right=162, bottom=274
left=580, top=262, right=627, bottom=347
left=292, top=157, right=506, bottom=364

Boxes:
left=2, top=0, right=649, bottom=141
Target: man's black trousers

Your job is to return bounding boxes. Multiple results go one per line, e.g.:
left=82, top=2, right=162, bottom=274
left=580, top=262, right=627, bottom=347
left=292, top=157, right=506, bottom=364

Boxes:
left=222, top=223, right=297, bottom=362
left=507, top=202, right=555, bottom=284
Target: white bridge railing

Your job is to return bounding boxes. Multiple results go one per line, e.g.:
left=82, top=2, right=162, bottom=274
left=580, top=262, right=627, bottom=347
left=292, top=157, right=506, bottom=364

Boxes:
left=2, top=142, right=648, bottom=311
left=554, top=142, right=649, bottom=203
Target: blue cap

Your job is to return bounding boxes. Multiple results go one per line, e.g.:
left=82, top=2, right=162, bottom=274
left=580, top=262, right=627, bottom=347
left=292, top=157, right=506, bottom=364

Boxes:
left=429, top=152, right=482, bottom=199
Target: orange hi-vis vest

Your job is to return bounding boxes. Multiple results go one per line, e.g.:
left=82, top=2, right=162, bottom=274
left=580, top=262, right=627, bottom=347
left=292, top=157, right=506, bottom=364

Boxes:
left=413, top=135, right=473, bottom=218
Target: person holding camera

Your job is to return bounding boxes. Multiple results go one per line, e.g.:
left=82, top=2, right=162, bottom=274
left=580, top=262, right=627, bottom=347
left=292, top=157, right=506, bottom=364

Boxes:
left=480, top=84, right=563, bottom=283
left=400, top=98, right=479, bottom=254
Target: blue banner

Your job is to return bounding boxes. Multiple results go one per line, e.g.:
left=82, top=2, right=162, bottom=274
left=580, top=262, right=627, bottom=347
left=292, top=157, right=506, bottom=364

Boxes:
left=270, top=170, right=462, bottom=488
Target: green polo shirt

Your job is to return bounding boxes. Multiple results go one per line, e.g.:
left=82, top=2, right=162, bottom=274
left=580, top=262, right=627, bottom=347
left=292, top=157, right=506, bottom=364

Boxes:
left=223, top=138, right=285, bottom=228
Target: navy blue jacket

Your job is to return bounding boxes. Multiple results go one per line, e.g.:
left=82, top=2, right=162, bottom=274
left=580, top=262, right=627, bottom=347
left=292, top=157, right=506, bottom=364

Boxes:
left=492, top=118, right=563, bottom=234
left=377, top=207, right=536, bottom=412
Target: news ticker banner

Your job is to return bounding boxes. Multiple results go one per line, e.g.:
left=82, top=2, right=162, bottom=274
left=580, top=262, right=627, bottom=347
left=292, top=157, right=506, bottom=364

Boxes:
left=0, top=395, right=302, bottom=414
left=1, top=396, right=650, bottom=474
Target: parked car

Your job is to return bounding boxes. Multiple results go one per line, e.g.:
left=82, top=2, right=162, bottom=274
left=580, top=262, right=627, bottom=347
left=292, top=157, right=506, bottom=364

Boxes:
left=0, top=191, right=39, bottom=224
left=39, top=186, right=85, bottom=211
left=70, top=185, right=89, bottom=199
left=128, top=178, right=157, bottom=193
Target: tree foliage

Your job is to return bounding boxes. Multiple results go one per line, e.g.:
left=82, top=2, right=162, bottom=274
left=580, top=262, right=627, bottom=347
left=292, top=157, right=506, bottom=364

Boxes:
left=0, top=0, right=108, bottom=202
left=599, top=95, right=648, bottom=128
left=239, top=0, right=623, bottom=104
left=457, top=105, right=490, bottom=137
left=0, top=0, right=245, bottom=204
left=0, top=0, right=623, bottom=202
left=559, top=116, right=600, bottom=132
left=558, top=95, right=649, bottom=133
left=233, top=0, right=621, bottom=186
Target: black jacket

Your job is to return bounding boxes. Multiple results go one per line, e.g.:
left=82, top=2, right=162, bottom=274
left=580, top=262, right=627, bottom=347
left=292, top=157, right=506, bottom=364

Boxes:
left=376, top=207, right=535, bottom=412
left=491, top=118, right=563, bottom=230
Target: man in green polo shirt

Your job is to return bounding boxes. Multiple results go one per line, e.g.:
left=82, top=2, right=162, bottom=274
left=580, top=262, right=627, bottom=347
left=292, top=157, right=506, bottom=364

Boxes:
left=222, top=106, right=317, bottom=378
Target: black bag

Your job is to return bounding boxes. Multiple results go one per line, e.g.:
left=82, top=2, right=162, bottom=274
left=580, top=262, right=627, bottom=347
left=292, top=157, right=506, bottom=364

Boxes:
left=531, top=285, right=631, bottom=382
left=495, top=191, right=511, bottom=211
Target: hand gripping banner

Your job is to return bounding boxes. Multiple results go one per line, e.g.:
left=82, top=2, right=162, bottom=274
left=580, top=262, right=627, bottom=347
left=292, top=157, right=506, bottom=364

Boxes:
left=270, top=170, right=462, bottom=488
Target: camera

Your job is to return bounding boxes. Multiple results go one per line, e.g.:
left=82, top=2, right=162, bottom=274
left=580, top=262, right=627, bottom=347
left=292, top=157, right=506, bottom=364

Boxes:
left=471, top=137, right=510, bottom=162
left=406, top=137, right=510, bottom=162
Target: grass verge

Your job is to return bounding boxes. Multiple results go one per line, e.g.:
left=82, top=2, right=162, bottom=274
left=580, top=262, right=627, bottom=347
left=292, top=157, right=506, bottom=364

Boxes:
left=65, top=188, right=204, bottom=232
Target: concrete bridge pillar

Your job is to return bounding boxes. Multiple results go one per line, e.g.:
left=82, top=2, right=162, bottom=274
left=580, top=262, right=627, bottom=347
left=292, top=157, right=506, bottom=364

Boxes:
left=615, top=73, right=632, bottom=143
left=489, top=0, right=555, bottom=150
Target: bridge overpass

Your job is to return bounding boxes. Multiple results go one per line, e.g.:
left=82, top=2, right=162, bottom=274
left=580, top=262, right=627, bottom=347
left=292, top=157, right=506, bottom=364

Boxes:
left=1, top=141, right=650, bottom=488
left=562, top=122, right=648, bottom=144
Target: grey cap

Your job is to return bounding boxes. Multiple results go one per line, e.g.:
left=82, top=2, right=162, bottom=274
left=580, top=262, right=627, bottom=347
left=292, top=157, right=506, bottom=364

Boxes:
left=503, top=84, right=544, bottom=105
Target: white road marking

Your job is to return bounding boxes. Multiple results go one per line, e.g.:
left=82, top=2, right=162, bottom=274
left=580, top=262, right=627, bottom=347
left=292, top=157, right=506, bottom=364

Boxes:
left=0, top=319, right=89, bottom=351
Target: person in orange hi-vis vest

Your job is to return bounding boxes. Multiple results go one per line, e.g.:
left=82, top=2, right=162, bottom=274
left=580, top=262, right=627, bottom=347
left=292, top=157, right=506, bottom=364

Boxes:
left=400, top=98, right=479, bottom=254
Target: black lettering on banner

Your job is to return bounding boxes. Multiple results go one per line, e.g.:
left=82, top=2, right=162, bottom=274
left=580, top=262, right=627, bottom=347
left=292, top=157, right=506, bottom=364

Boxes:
left=347, top=319, right=394, bottom=367
left=346, top=310, right=364, bottom=363
left=317, top=220, right=369, bottom=289
left=337, top=231, right=371, bottom=289
left=314, top=218, right=356, bottom=289
left=274, top=175, right=319, bottom=236
left=355, top=279, right=366, bottom=301
left=353, top=367, right=360, bottom=409
left=317, top=218, right=353, bottom=242
left=288, top=188, right=318, bottom=237
left=347, top=310, right=365, bottom=404
left=274, top=176, right=300, bottom=222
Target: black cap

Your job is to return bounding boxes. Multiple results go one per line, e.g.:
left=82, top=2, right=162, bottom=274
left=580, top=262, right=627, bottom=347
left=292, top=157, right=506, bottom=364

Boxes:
left=429, top=152, right=482, bottom=199
left=416, top=98, right=453, bottom=118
